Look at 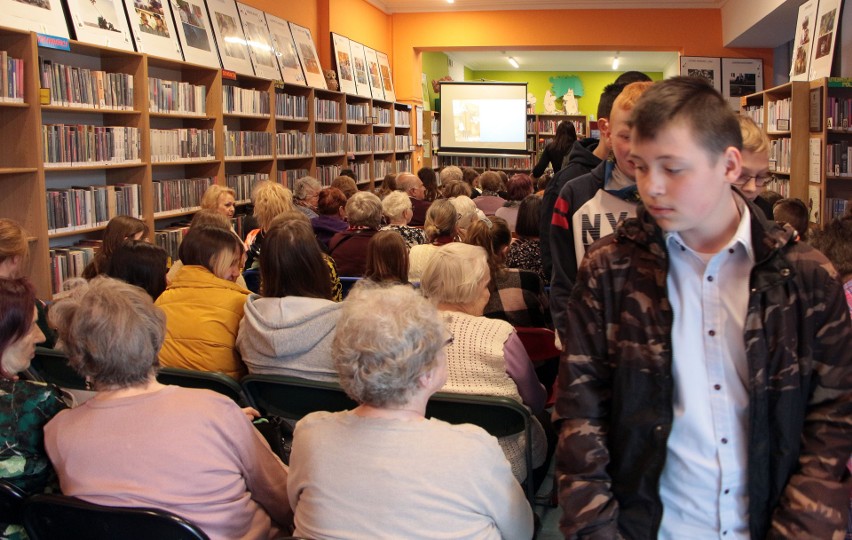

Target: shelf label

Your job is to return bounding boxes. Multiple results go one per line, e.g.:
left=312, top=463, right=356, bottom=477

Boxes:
left=222, top=70, right=237, bottom=80
left=36, top=33, right=70, bottom=51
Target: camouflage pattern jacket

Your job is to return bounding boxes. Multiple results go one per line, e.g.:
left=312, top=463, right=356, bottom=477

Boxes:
left=554, top=199, right=852, bottom=540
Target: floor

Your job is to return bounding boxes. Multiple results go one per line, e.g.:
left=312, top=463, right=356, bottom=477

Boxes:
left=533, top=459, right=562, bottom=539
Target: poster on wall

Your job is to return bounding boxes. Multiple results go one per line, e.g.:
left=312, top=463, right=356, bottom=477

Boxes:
left=123, top=0, right=183, bottom=61
left=365, top=46, right=385, bottom=101
left=722, top=58, right=763, bottom=110
left=375, top=50, right=395, bottom=102
left=808, top=0, right=842, bottom=80
left=680, top=56, right=721, bottom=93
left=236, top=2, right=280, bottom=80
left=791, top=0, right=819, bottom=81
left=289, top=22, right=326, bottom=89
left=265, top=14, right=305, bottom=86
left=172, top=0, right=219, bottom=67
left=207, top=0, right=253, bottom=75
left=1, top=0, right=70, bottom=38
left=65, top=0, right=134, bottom=51
left=349, top=40, right=372, bottom=98
left=331, top=33, right=356, bottom=94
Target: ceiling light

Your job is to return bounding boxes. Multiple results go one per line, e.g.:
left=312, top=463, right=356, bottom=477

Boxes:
left=612, top=53, right=620, bottom=70
left=507, top=56, right=519, bottom=69
left=447, top=0, right=454, bottom=3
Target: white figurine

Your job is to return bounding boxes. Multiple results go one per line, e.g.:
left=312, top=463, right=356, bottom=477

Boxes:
left=527, top=92, right=537, bottom=113
left=562, top=89, right=579, bottom=115
left=544, top=90, right=557, bottom=114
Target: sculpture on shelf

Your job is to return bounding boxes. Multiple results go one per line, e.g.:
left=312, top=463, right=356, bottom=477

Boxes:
left=543, top=90, right=557, bottom=114
left=562, top=88, right=579, bottom=115
left=324, top=70, right=339, bottom=91
left=527, top=92, right=537, bottom=113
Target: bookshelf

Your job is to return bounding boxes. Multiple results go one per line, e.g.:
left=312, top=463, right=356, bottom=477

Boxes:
left=0, top=25, right=416, bottom=299
left=421, top=110, right=439, bottom=169
left=394, top=102, right=413, bottom=182
left=808, top=78, right=852, bottom=224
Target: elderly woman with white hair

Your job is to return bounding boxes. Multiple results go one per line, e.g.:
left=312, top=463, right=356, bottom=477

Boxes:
left=45, top=277, right=292, bottom=540
left=292, top=176, right=322, bottom=219
left=380, top=191, right=425, bottom=248
left=420, top=243, right=550, bottom=485
left=328, top=191, right=383, bottom=276
left=287, top=284, right=533, bottom=540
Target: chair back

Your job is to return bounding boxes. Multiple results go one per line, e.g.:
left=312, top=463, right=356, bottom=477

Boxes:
left=156, top=367, right=246, bottom=406
left=338, top=276, right=361, bottom=298
left=22, top=493, right=209, bottom=540
left=0, top=479, right=27, bottom=526
left=515, top=326, right=560, bottom=365
left=241, top=375, right=357, bottom=419
left=242, top=269, right=261, bottom=294
left=27, top=347, right=89, bottom=391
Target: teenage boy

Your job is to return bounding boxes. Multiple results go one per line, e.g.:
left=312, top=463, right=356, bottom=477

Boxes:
left=549, top=81, right=653, bottom=343
left=554, top=76, right=852, bottom=539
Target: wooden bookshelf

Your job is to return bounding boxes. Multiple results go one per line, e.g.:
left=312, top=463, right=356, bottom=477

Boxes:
left=808, top=78, right=852, bottom=224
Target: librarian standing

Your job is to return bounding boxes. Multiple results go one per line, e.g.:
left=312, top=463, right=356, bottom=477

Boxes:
left=532, top=121, right=577, bottom=178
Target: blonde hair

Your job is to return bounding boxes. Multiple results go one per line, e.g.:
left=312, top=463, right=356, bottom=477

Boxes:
left=439, top=165, right=463, bottom=184
left=200, top=185, right=237, bottom=211
left=738, top=114, right=769, bottom=154
left=0, top=218, right=28, bottom=265
left=423, top=199, right=458, bottom=242
left=420, top=243, right=488, bottom=306
left=252, top=181, right=294, bottom=231
left=612, top=81, right=655, bottom=114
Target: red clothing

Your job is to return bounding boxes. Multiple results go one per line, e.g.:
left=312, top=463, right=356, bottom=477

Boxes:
left=328, top=228, right=380, bottom=277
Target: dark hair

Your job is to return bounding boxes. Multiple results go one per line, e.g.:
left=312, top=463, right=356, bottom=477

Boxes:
left=179, top=226, right=244, bottom=275
left=442, top=180, right=472, bottom=198
left=552, top=121, right=578, bottom=154
left=331, top=176, right=358, bottom=199
left=0, top=277, right=36, bottom=359
left=597, top=82, right=625, bottom=120
left=631, top=76, right=742, bottom=163
left=417, top=167, right=439, bottom=202
left=317, top=187, right=347, bottom=216
left=261, top=218, right=331, bottom=299
left=465, top=216, right=512, bottom=287
left=106, top=240, right=168, bottom=300
left=82, top=215, right=148, bottom=279
left=773, top=198, right=810, bottom=240
left=506, top=173, right=534, bottom=202
left=515, top=195, right=542, bottom=238
left=461, top=167, right=479, bottom=186
left=190, top=209, right=231, bottom=230
left=810, top=214, right=852, bottom=277
left=364, top=230, right=410, bottom=285
left=614, top=71, right=652, bottom=85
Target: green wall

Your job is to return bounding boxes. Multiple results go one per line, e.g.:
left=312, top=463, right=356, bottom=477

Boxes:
left=421, top=52, right=450, bottom=110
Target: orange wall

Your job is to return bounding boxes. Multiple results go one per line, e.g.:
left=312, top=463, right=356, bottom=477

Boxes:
left=392, top=9, right=774, bottom=103
left=249, top=0, right=318, bottom=37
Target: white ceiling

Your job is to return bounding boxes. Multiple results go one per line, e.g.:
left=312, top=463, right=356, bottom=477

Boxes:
left=365, top=0, right=727, bottom=13
left=446, top=50, right=680, bottom=73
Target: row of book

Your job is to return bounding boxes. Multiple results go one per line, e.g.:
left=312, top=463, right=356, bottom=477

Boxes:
left=394, top=109, right=411, bottom=127
left=827, top=96, right=851, bottom=130
left=149, top=78, right=206, bottom=116
left=152, top=177, right=212, bottom=215
left=826, top=141, right=850, bottom=177
left=768, top=137, right=791, bottom=173
left=154, top=224, right=190, bottom=267
left=763, top=176, right=790, bottom=197
left=373, top=159, right=392, bottom=179
left=437, top=155, right=533, bottom=169
left=315, top=133, right=346, bottom=155
left=348, top=133, right=372, bottom=153
left=46, top=183, right=141, bottom=234
left=227, top=172, right=269, bottom=202
left=346, top=102, right=370, bottom=124
left=743, top=106, right=764, bottom=129
left=0, top=51, right=24, bottom=103
left=395, top=135, right=413, bottom=151
left=374, top=133, right=392, bottom=153
left=50, top=243, right=97, bottom=295
left=826, top=197, right=849, bottom=220
left=317, top=165, right=342, bottom=184
left=277, top=131, right=312, bottom=157
left=275, top=93, right=308, bottom=120
left=223, top=86, right=270, bottom=116
left=375, top=107, right=391, bottom=126
left=349, top=161, right=370, bottom=182
left=397, top=156, right=412, bottom=172
left=40, top=58, right=134, bottom=110
left=315, top=98, right=342, bottom=122
left=150, top=128, right=215, bottom=162
left=42, top=124, right=140, bottom=166
left=224, top=129, right=272, bottom=158
left=767, top=97, right=791, bottom=131
left=279, top=169, right=310, bottom=190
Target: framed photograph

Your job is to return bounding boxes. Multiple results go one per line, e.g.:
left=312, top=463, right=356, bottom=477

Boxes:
left=289, top=22, right=325, bottom=89
left=236, top=2, right=280, bottom=80
left=809, top=87, right=822, bottom=132
left=65, top=0, right=133, bottom=51
left=790, top=0, right=818, bottom=81
left=206, top=0, right=253, bottom=75
left=123, top=0, right=183, bottom=61
left=349, top=40, right=371, bottom=98
left=721, top=58, right=762, bottom=110
left=331, top=33, right=356, bottom=94
left=173, top=0, right=219, bottom=66
left=2, top=0, right=70, bottom=38
left=680, top=56, right=721, bottom=93
left=808, top=0, right=841, bottom=80
left=375, top=50, right=395, bottom=102
left=364, top=46, right=384, bottom=101
left=265, top=14, right=305, bottom=86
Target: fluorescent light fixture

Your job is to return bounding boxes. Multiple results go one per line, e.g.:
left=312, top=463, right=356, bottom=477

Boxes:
left=507, top=56, right=519, bottom=69
left=447, top=0, right=454, bottom=3
left=612, top=53, right=620, bottom=70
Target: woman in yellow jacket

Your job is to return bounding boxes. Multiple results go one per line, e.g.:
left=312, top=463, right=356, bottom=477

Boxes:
left=155, top=226, right=250, bottom=380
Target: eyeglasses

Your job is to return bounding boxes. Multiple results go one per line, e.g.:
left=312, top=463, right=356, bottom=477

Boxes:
left=735, top=173, right=772, bottom=187
left=443, top=335, right=454, bottom=347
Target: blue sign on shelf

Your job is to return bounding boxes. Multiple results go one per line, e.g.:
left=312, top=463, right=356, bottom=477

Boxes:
left=36, top=33, right=70, bottom=51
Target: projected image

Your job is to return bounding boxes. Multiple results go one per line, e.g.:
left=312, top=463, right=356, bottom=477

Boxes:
left=451, top=99, right=524, bottom=143
left=452, top=101, right=481, bottom=142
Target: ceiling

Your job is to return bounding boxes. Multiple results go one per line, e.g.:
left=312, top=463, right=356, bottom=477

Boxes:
left=365, top=0, right=727, bottom=13
left=447, top=50, right=680, bottom=73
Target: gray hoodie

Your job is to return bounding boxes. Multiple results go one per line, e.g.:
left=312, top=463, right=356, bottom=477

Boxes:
left=236, top=294, right=342, bottom=381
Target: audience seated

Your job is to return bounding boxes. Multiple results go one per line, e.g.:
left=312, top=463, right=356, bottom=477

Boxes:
left=81, top=216, right=147, bottom=279
left=364, top=230, right=410, bottom=286
left=396, top=172, right=432, bottom=227
left=330, top=175, right=357, bottom=200
left=293, top=176, right=322, bottom=219
left=105, top=240, right=168, bottom=300
left=506, top=195, right=548, bottom=285
left=287, top=283, right=533, bottom=540
left=46, top=277, right=292, bottom=540
left=328, top=192, right=383, bottom=277
left=156, top=226, right=249, bottom=379
left=417, top=166, right=440, bottom=202
left=167, top=209, right=248, bottom=289
left=408, top=199, right=458, bottom=283
left=200, top=185, right=237, bottom=219
left=474, top=171, right=507, bottom=216
left=245, top=181, right=294, bottom=271
left=237, top=217, right=341, bottom=381
left=773, top=198, right=810, bottom=241
left=374, top=172, right=398, bottom=200
left=283, top=211, right=344, bottom=303
left=311, top=187, right=348, bottom=249
left=419, top=243, right=549, bottom=483
left=450, top=195, right=487, bottom=239
left=380, top=191, right=426, bottom=247
left=466, top=217, right=551, bottom=329
left=495, top=174, right=535, bottom=232
left=441, top=180, right=472, bottom=199
left=439, top=165, right=463, bottom=186
left=462, top=167, right=481, bottom=199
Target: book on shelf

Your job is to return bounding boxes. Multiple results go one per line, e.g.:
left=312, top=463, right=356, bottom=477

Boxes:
left=314, top=97, right=342, bottom=122
left=827, top=96, right=851, bottom=131
left=436, top=155, right=532, bottom=170
left=396, top=156, right=411, bottom=172
left=275, top=93, right=308, bottom=119
left=227, top=172, right=269, bottom=202
left=373, top=160, right=392, bottom=178
left=278, top=169, right=310, bottom=190
left=316, top=165, right=342, bottom=185
left=223, top=128, right=273, bottom=158
left=373, top=106, right=391, bottom=126
left=223, top=86, right=270, bottom=116
left=277, top=130, right=312, bottom=157
left=826, top=141, right=850, bottom=176
left=154, top=224, right=191, bottom=267
left=153, top=177, right=213, bottom=214
left=347, top=133, right=372, bottom=153
left=46, top=184, right=141, bottom=234
left=351, top=161, right=370, bottom=181
left=346, top=102, right=370, bottom=123
left=50, top=243, right=98, bottom=295
left=826, top=197, right=850, bottom=220
left=394, top=109, right=410, bottom=127
left=149, top=78, right=206, bottom=115
left=0, top=51, right=24, bottom=103
left=150, top=128, right=215, bottom=162
left=315, top=133, right=346, bottom=155
left=39, top=58, right=134, bottom=110
left=767, top=97, right=791, bottom=131
left=42, top=125, right=140, bottom=166
left=768, top=138, right=791, bottom=173
left=742, top=105, right=764, bottom=129
left=373, top=133, right=392, bottom=153
left=394, top=135, right=412, bottom=151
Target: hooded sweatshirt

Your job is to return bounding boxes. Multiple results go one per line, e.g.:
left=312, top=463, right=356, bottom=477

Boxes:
left=237, top=294, right=342, bottom=381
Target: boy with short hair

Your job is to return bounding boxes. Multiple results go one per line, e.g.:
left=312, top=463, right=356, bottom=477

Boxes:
left=555, top=77, right=852, bottom=539
left=736, top=115, right=774, bottom=219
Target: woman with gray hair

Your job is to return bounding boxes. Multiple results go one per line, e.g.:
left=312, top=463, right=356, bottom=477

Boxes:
left=380, top=190, right=425, bottom=248
left=328, top=191, right=382, bottom=276
left=287, top=284, right=532, bottom=540
left=292, top=176, right=322, bottom=219
left=45, top=277, right=292, bottom=540
left=420, top=243, right=549, bottom=485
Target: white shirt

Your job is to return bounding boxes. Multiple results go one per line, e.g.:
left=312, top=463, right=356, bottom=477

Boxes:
left=658, top=202, right=755, bottom=540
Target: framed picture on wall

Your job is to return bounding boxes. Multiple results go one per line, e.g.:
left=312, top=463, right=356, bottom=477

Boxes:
left=721, top=58, right=762, bottom=110
left=173, top=0, right=220, bottom=67
left=265, top=14, right=305, bottom=86
left=236, top=2, right=280, bottom=80
left=289, top=21, right=326, bottom=89
left=206, top=0, right=253, bottom=75
left=808, top=0, right=841, bottom=80
left=331, top=32, right=356, bottom=94
left=349, top=40, right=372, bottom=98
left=65, top=0, right=134, bottom=51
left=1, top=0, right=70, bottom=38
left=364, top=46, right=384, bottom=101
left=375, top=50, right=395, bottom=102
left=680, top=56, right=721, bottom=93
left=790, top=0, right=818, bottom=81
left=122, top=0, right=183, bottom=61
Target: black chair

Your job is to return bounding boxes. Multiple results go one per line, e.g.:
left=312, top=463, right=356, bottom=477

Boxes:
left=26, top=347, right=89, bottom=391
left=241, top=375, right=357, bottom=419
left=242, top=269, right=261, bottom=294
left=0, top=479, right=27, bottom=527
left=338, top=276, right=361, bottom=298
left=22, top=493, right=209, bottom=540
left=156, top=367, right=246, bottom=406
